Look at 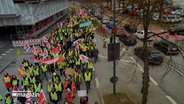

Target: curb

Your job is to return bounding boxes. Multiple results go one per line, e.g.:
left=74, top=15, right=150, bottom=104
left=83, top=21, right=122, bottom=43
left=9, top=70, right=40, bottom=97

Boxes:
left=0, top=55, right=18, bottom=74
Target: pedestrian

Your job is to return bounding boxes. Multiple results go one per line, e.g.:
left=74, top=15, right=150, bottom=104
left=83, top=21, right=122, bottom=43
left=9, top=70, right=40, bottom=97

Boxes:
left=52, top=72, right=61, bottom=83
left=2, top=73, right=12, bottom=92
left=22, top=58, right=29, bottom=70
left=49, top=88, right=59, bottom=104
left=87, top=60, right=94, bottom=73
left=11, top=75, right=19, bottom=88
left=93, top=48, right=99, bottom=63
left=65, top=88, right=74, bottom=104
left=33, top=81, right=42, bottom=93
left=18, top=65, right=26, bottom=79
left=54, top=80, right=63, bottom=100
left=73, top=70, right=82, bottom=90
left=4, top=93, right=13, bottom=104
left=103, top=36, right=107, bottom=48
left=41, top=63, right=48, bottom=80
left=21, top=75, right=30, bottom=90
left=47, top=79, right=54, bottom=94
left=84, top=70, right=92, bottom=93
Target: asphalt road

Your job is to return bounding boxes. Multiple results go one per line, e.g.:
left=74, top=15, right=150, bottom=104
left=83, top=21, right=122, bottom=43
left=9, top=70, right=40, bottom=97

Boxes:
left=95, top=10, right=184, bottom=104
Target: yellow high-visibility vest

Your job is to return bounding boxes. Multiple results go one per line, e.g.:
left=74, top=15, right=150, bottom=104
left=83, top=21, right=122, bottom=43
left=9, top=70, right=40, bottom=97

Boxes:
left=29, top=77, right=36, bottom=84
left=22, top=77, right=29, bottom=86
left=47, top=84, right=53, bottom=93
left=50, top=92, right=58, bottom=101
left=34, top=83, right=41, bottom=93
left=4, top=77, right=10, bottom=83
left=84, top=72, right=91, bottom=81
left=12, top=79, right=18, bottom=86
left=5, top=96, right=12, bottom=104
left=41, top=65, right=47, bottom=72
left=54, top=83, right=62, bottom=92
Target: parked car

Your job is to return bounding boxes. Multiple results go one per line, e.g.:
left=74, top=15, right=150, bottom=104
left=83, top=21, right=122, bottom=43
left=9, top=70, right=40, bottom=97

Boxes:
left=124, top=24, right=137, bottom=33
left=134, top=30, right=154, bottom=41
left=152, top=14, right=159, bottom=21
left=119, top=34, right=137, bottom=46
left=101, top=17, right=109, bottom=24
left=153, top=41, right=179, bottom=55
left=134, top=47, right=163, bottom=65
left=171, top=9, right=184, bottom=17
left=161, top=14, right=182, bottom=23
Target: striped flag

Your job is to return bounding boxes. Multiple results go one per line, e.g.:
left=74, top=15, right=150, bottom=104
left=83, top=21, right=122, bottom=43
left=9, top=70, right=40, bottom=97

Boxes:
left=24, top=43, right=30, bottom=52
left=73, top=39, right=80, bottom=50
left=38, top=89, right=47, bottom=104
left=79, top=54, right=88, bottom=63
left=93, top=26, right=98, bottom=31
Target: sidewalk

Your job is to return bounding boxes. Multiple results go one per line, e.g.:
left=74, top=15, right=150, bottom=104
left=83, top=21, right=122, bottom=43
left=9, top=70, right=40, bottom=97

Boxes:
left=94, top=33, right=173, bottom=104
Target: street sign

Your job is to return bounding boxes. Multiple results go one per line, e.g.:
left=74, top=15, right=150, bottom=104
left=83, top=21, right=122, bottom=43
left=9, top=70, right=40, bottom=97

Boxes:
left=108, top=43, right=120, bottom=61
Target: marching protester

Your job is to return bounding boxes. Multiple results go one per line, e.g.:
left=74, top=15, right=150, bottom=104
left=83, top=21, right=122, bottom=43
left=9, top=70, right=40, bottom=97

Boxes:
left=2, top=73, right=12, bottom=92
left=4, top=93, right=13, bottom=104
left=84, top=70, right=92, bottom=93
left=49, top=88, right=59, bottom=104
left=11, top=75, right=19, bottom=88
left=2, top=8, right=100, bottom=104
left=73, top=69, right=82, bottom=90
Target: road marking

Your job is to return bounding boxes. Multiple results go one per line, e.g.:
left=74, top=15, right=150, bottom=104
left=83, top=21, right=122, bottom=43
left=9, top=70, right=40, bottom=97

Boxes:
left=98, top=55, right=132, bottom=63
left=95, top=78, right=100, bottom=88
left=9, top=49, right=13, bottom=51
left=130, top=57, right=144, bottom=72
left=166, top=95, right=177, bottom=104
left=0, top=56, right=2, bottom=59
left=5, top=51, right=9, bottom=53
left=1, top=53, right=6, bottom=56
left=130, top=57, right=158, bottom=86
left=149, top=76, right=158, bottom=86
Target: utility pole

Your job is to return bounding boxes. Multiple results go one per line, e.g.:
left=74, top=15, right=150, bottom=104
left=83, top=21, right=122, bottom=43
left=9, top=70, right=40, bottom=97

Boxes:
left=113, top=0, right=116, bottom=94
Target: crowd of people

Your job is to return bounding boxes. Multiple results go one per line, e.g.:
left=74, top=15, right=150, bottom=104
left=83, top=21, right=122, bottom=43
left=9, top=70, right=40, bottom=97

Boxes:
left=2, top=9, right=99, bottom=104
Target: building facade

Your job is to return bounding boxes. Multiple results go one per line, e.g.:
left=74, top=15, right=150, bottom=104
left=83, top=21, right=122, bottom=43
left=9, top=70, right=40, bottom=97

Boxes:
left=0, top=0, right=69, bottom=40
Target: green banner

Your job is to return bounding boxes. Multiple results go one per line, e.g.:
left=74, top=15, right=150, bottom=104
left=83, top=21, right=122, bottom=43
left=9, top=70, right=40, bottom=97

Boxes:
left=79, top=21, right=92, bottom=28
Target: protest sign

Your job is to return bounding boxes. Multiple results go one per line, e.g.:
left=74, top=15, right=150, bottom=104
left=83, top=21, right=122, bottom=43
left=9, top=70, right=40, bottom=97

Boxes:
left=65, top=68, right=75, bottom=75
left=77, top=90, right=87, bottom=97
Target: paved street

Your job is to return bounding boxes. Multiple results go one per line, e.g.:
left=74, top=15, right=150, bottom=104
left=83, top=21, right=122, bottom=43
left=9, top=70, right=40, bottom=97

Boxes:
left=0, top=3, right=184, bottom=104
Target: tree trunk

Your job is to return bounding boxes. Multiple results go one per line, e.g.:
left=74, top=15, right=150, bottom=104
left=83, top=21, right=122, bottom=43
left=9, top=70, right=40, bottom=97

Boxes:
left=141, top=4, right=150, bottom=104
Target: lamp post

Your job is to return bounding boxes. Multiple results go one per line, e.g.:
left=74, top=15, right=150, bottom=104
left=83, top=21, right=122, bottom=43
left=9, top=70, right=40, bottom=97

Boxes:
left=112, top=0, right=117, bottom=94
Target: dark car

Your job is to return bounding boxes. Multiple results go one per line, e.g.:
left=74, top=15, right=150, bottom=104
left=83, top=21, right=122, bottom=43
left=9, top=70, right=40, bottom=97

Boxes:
left=119, top=35, right=137, bottom=46
left=134, top=47, right=163, bottom=65
left=153, top=41, right=179, bottom=55
left=106, top=22, right=114, bottom=29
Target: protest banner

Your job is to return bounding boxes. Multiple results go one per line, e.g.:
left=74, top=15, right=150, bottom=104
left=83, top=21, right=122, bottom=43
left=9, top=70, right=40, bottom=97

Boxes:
left=31, top=56, right=64, bottom=64
left=65, top=68, right=75, bottom=75
left=79, top=21, right=92, bottom=28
